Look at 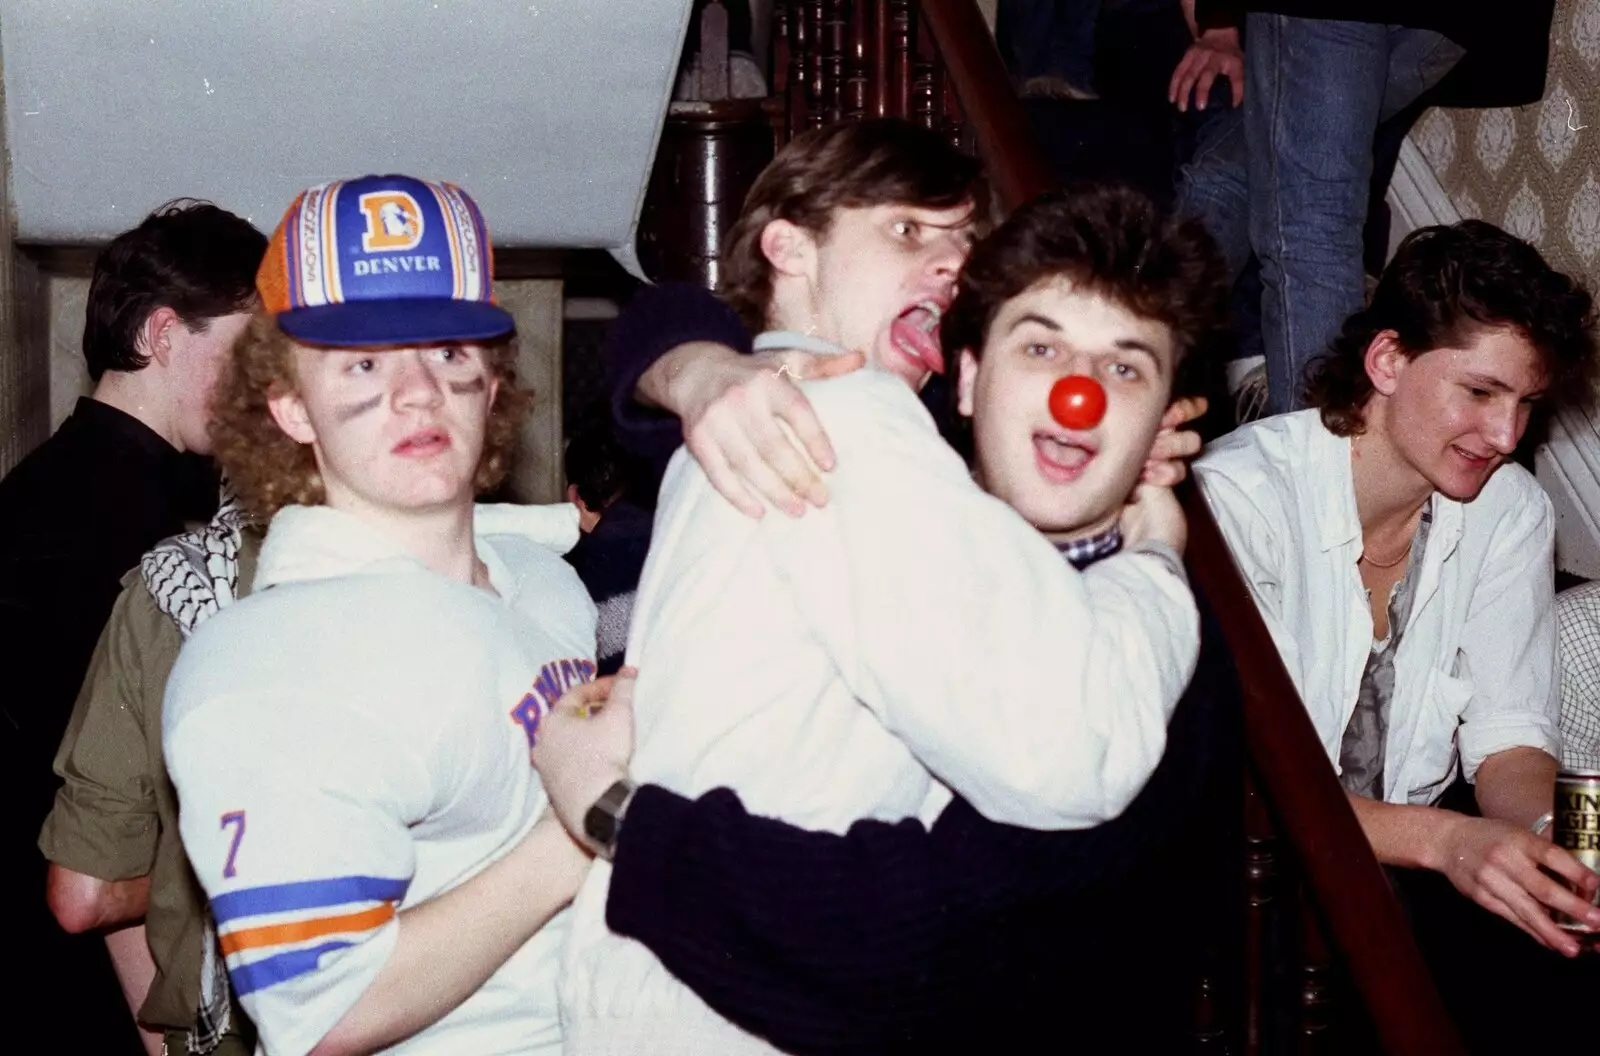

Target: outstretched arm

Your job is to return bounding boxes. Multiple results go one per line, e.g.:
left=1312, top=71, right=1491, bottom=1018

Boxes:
left=606, top=283, right=753, bottom=469
left=605, top=282, right=860, bottom=516
left=532, top=675, right=966, bottom=1050
left=534, top=621, right=1238, bottom=1053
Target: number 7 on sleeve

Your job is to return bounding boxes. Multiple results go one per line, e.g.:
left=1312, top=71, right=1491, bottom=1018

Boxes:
left=220, top=810, right=247, bottom=878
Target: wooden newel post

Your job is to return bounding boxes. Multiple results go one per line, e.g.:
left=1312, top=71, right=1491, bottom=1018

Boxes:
left=636, top=1, right=778, bottom=291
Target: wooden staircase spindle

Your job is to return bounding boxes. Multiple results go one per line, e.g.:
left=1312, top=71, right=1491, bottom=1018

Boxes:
left=784, top=1, right=810, bottom=141
left=845, top=1, right=869, bottom=121
left=1243, top=781, right=1279, bottom=1056
left=870, top=0, right=891, bottom=118
left=771, top=2, right=794, bottom=145
left=911, top=57, right=936, bottom=130
left=1190, top=968, right=1232, bottom=1053
left=821, top=0, right=847, bottom=124
left=806, top=0, right=827, bottom=129
left=938, top=64, right=964, bottom=148
left=1297, top=890, right=1338, bottom=1056
left=889, top=0, right=912, bottom=119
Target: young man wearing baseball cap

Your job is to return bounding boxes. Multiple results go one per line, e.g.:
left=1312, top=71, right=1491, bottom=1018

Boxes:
left=163, top=175, right=596, bottom=1056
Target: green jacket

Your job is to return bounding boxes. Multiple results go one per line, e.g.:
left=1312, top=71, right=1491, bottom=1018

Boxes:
left=39, top=533, right=260, bottom=1033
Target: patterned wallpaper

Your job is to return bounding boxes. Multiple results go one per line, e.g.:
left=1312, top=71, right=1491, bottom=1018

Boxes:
left=1411, top=0, right=1600, bottom=284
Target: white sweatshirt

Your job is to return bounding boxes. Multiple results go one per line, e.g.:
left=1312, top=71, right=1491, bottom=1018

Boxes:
left=559, top=367, right=1198, bottom=1054
left=165, top=504, right=597, bottom=1056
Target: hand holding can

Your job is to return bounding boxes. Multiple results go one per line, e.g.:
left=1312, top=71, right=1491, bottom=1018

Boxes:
left=1552, top=769, right=1600, bottom=951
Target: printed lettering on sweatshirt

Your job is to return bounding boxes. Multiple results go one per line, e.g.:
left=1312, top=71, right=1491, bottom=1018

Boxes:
left=509, top=658, right=597, bottom=748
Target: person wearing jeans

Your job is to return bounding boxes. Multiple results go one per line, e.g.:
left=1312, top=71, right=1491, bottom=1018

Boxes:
left=1177, top=15, right=1463, bottom=416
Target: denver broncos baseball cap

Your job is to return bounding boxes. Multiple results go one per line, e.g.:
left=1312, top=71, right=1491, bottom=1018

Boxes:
left=257, top=174, right=515, bottom=347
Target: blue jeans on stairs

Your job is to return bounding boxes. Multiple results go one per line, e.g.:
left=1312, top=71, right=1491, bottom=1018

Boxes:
left=1175, top=16, right=1463, bottom=415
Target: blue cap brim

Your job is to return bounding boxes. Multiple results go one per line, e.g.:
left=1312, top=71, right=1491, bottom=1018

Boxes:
left=276, top=299, right=516, bottom=348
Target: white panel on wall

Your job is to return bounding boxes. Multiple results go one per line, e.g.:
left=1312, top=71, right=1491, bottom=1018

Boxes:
left=0, top=0, right=693, bottom=256
left=47, top=275, right=89, bottom=432
left=1392, top=0, right=1600, bottom=577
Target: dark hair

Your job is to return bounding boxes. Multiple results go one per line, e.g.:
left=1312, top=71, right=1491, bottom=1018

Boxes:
left=941, top=184, right=1229, bottom=399
left=721, top=118, right=990, bottom=331
left=1305, top=220, right=1599, bottom=435
left=564, top=417, right=633, bottom=512
left=82, top=200, right=268, bottom=380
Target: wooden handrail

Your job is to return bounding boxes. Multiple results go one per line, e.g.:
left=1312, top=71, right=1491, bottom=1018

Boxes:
left=915, top=1, right=1467, bottom=1051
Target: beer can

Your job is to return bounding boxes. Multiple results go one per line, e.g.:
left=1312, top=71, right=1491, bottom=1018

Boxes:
left=1553, top=768, right=1600, bottom=935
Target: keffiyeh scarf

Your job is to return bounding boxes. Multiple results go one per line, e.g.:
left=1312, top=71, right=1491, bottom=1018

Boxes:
left=140, top=481, right=248, bottom=1053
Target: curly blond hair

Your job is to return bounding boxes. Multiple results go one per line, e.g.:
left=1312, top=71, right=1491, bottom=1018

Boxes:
left=211, top=312, right=530, bottom=521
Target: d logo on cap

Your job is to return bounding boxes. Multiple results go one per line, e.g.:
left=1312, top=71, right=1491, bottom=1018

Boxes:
left=358, top=191, right=424, bottom=253
left=259, top=174, right=512, bottom=348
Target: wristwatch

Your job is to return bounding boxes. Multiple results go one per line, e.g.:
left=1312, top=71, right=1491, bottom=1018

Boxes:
left=582, top=779, right=638, bottom=861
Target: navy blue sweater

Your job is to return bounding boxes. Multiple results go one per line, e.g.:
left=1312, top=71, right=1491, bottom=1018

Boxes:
left=600, top=282, right=1243, bottom=1053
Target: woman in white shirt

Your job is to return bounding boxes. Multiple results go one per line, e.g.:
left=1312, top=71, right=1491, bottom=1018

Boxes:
left=1195, top=220, right=1600, bottom=957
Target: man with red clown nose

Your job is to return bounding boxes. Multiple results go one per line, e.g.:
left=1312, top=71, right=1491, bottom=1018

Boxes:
left=542, top=122, right=1235, bottom=1051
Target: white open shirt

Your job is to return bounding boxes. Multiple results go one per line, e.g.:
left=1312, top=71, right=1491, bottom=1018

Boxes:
left=1195, top=410, right=1561, bottom=805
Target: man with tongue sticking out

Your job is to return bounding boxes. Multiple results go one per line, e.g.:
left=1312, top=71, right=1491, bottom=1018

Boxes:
left=555, top=121, right=1203, bottom=1055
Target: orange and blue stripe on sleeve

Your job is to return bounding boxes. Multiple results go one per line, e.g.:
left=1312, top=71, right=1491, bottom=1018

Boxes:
left=210, top=875, right=410, bottom=997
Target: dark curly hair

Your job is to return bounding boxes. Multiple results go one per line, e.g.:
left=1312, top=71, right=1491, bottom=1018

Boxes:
left=82, top=200, right=267, bottom=380
left=1305, top=220, right=1599, bottom=435
left=211, top=313, right=530, bottom=522
left=721, top=118, right=990, bottom=332
left=940, top=184, right=1230, bottom=401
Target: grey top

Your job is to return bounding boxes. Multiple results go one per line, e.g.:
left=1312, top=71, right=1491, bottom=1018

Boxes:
left=1340, top=509, right=1434, bottom=800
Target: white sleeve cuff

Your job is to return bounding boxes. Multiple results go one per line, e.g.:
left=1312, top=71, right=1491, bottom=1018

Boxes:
left=1127, top=540, right=1188, bottom=586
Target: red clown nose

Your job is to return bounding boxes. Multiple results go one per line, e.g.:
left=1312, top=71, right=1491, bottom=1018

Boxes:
left=1048, top=375, right=1107, bottom=431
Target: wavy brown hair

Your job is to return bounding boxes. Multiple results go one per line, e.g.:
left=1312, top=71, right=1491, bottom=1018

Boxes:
left=942, top=184, right=1230, bottom=398
left=721, top=118, right=990, bottom=332
left=211, top=312, right=530, bottom=521
left=1305, top=220, right=1599, bottom=436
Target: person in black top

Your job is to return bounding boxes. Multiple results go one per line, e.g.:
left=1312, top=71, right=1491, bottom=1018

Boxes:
left=532, top=186, right=1242, bottom=1052
left=562, top=412, right=654, bottom=676
left=0, top=200, right=265, bottom=1052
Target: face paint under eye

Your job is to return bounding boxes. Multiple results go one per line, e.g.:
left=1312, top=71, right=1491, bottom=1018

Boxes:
left=333, top=393, right=383, bottom=422
left=447, top=376, right=488, bottom=395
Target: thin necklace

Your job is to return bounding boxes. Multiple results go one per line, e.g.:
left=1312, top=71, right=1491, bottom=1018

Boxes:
left=1360, top=539, right=1413, bottom=569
